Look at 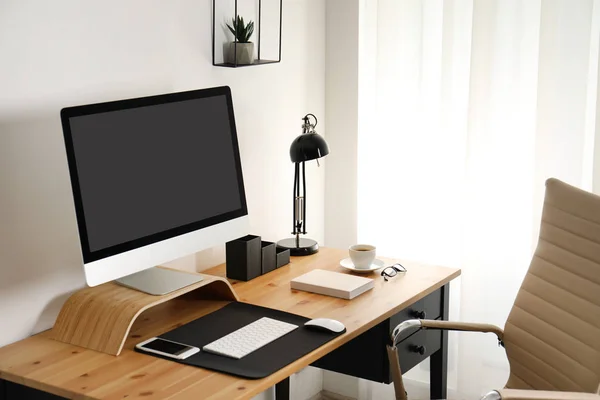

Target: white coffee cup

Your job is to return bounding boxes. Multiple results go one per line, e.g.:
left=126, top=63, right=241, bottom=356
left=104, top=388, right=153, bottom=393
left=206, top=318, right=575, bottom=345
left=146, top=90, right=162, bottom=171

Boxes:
left=349, top=244, right=376, bottom=269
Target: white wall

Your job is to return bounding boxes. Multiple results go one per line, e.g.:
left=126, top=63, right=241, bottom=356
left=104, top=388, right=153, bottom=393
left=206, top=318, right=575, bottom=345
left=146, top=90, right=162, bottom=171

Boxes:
left=0, top=1, right=325, bottom=398
left=324, top=0, right=359, bottom=249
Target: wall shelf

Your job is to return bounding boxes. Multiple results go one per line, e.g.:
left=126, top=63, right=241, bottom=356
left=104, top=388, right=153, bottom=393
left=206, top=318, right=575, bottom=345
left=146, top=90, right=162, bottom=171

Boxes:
left=212, top=0, right=282, bottom=68
left=214, top=59, right=280, bottom=68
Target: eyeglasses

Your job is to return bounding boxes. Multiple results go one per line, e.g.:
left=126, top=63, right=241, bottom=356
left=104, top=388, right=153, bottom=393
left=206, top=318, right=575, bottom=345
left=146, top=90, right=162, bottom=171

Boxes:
left=381, top=263, right=407, bottom=281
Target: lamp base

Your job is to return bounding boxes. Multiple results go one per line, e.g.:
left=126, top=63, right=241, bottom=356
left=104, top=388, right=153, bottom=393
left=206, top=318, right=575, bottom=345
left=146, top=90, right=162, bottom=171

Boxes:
left=277, top=238, right=319, bottom=256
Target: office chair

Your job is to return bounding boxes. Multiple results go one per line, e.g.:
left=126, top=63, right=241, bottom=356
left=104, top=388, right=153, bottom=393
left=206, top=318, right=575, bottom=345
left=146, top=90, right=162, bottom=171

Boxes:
left=388, top=178, right=600, bottom=400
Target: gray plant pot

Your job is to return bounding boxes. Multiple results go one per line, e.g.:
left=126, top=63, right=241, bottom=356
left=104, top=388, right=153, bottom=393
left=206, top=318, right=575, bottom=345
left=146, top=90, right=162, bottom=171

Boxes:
left=228, top=42, right=255, bottom=65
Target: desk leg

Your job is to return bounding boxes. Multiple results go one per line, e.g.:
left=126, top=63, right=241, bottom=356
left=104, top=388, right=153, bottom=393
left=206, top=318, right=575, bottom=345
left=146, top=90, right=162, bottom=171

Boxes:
left=275, top=377, right=290, bottom=400
left=430, top=283, right=449, bottom=400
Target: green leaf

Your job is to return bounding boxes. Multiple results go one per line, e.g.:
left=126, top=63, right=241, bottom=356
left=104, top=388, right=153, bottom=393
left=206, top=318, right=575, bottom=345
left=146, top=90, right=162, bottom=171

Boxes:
left=246, top=22, right=254, bottom=41
left=227, top=15, right=254, bottom=42
left=226, top=23, right=236, bottom=39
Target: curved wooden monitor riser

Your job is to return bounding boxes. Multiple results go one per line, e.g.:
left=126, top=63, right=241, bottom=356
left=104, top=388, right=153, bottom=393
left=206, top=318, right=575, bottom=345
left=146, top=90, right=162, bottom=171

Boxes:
left=50, top=269, right=238, bottom=356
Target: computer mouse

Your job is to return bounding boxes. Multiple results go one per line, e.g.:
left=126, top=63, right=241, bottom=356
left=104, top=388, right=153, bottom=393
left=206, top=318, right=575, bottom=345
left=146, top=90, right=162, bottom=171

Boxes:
left=304, top=318, right=346, bottom=333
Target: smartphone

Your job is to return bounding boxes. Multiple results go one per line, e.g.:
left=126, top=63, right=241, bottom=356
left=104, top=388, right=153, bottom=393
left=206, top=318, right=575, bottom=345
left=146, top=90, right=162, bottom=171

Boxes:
left=136, top=337, right=200, bottom=360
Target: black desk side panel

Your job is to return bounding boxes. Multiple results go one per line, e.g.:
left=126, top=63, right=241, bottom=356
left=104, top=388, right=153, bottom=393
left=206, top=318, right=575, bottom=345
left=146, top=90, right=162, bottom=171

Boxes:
left=1, top=379, right=66, bottom=400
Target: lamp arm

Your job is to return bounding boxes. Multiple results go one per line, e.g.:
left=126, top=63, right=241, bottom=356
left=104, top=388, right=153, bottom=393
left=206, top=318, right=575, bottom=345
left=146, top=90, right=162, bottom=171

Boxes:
left=302, top=162, right=307, bottom=234
left=292, top=163, right=299, bottom=235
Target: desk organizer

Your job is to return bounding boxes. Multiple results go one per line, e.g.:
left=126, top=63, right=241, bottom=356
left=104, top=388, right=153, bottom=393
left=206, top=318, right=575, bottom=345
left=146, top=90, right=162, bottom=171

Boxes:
left=225, top=234, right=262, bottom=281
left=276, top=246, right=291, bottom=268
left=226, top=235, right=290, bottom=281
left=261, top=241, right=276, bottom=274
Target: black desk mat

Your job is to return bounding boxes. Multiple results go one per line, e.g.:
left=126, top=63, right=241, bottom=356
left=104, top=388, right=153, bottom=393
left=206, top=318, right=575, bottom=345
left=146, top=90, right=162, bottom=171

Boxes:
left=135, top=302, right=345, bottom=379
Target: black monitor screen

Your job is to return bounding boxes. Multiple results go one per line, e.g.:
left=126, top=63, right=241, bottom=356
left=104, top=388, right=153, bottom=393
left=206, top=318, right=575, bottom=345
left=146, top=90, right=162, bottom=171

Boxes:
left=61, top=87, right=247, bottom=263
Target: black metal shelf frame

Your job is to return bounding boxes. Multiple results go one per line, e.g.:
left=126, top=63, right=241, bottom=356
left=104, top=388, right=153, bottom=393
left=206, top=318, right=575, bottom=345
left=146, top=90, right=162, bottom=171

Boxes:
left=212, top=0, right=283, bottom=67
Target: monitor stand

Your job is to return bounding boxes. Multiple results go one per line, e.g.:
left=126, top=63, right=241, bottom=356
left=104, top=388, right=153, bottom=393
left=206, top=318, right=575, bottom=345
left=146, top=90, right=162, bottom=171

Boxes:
left=116, top=267, right=204, bottom=296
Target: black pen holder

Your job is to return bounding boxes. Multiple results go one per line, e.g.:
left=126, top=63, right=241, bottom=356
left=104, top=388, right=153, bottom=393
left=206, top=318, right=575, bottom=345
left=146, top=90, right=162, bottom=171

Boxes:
left=276, top=246, right=291, bottom=268
left=226, top=235, right=262, bottom=281
left=261, top=241, right=277, bottom=274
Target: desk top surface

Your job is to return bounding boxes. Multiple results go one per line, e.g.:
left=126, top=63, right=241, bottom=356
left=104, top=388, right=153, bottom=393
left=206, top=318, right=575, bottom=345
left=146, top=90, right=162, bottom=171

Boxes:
left=0, top=247, right=460, bottom=400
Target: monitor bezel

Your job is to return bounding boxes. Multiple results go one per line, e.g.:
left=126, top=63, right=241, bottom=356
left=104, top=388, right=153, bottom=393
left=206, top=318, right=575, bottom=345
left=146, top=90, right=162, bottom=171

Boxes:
left=61, top=86, right=248, bottom=264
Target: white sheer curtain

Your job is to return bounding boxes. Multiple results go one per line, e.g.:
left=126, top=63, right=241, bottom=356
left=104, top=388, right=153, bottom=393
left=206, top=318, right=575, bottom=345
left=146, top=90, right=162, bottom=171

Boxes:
left=358, top=0, right=600, bottom=397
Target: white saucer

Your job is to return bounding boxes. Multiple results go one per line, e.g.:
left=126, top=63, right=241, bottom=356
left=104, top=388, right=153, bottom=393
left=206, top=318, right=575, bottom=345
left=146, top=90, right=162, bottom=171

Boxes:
left=340, top=258, right=385, bottom=273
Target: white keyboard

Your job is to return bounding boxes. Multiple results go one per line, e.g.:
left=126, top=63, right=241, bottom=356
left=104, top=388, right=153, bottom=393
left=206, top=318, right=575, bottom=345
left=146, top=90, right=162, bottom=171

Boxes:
left=202, top=317, right=298, bottom=359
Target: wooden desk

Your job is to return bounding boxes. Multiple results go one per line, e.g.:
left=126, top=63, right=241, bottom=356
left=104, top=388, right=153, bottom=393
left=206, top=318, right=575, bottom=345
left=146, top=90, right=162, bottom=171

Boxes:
left=0, top=248, right=460, bottom=400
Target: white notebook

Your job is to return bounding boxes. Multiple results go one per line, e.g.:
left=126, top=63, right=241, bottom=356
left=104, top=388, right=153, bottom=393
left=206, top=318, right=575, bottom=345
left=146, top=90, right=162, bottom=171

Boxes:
left=291, top=269, right=374, bottom=300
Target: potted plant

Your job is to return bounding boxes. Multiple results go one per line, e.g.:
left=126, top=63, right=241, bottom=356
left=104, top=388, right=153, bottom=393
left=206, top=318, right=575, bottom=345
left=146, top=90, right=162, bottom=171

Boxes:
left=226, top=15, right=255, bottom=65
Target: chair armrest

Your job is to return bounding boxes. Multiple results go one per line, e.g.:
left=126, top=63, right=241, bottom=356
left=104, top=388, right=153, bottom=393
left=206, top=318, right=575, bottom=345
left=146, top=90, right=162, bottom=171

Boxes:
left=486, top=389, right=600, bottom=400
left=420, top=319, right=504, bottom=341
left=390, top=319, right=504, bottom=346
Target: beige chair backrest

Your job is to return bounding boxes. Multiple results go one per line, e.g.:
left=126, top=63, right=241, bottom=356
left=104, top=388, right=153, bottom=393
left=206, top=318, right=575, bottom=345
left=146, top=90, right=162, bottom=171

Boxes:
left=503, top=178, right=600, bottom=393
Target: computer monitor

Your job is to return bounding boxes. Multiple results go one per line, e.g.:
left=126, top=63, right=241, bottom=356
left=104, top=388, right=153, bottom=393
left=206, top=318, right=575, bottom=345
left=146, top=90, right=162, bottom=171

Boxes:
left=61, top=86, right=249, bottom=294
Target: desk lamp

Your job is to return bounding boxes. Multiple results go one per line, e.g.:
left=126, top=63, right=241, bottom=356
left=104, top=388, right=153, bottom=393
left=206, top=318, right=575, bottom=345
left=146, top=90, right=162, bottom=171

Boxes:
left=277, top=114, right=329, bottom=256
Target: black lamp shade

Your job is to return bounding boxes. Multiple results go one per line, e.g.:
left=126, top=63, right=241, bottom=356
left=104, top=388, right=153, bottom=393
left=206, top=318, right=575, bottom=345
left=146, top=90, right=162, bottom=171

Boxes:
left=289, top=133, right=330, bottom=162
